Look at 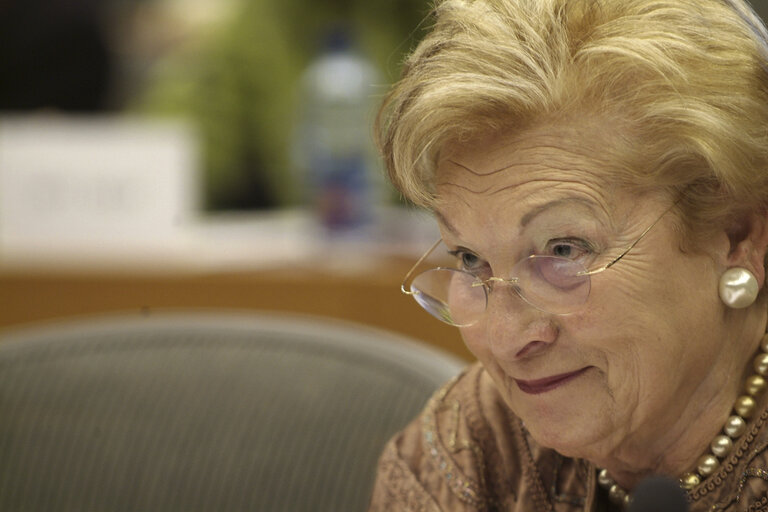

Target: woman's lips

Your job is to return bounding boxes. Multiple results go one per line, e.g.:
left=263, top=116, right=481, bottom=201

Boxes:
left=514, top=367, right=591, bottom=395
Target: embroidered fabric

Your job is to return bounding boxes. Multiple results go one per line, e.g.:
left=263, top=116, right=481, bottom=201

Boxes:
left=368, top=362, right=768, bottom=512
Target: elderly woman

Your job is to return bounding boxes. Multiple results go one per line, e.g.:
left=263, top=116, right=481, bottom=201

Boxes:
left=368, top=0, right=768, bottom=510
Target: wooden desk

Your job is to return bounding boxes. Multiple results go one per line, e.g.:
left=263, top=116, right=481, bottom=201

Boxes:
left=0, top=259, right=473, bottom=361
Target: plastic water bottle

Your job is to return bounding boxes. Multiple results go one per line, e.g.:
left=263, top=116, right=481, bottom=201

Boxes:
left=293, top=27, right=382, bottom=238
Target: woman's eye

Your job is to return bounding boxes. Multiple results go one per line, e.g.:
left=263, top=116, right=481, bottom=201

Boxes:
left=545, top=240, right=591, bottom=260
left=460, top=252, right=482, bottom=269
left=450, top=250, right=488, bottom=273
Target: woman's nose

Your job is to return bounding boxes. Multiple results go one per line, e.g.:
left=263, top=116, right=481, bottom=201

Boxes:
left=483, top=285, right=558, bottom=361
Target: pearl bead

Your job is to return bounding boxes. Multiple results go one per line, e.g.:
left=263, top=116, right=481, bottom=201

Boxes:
left=711, top=435, right=734, bottom=458
left=754, top=353, right=768, bottom=376
left=697, top=454, right=720, bottom=476
left=609, top=484, right=627, bottom=504
left=719, top=267, right=759, bottom=308
left=735, top=395, right=757, bottom=418
left=724, top=415, right=747, bottom=438
left=746, top=375, right=768, bottom=396
left=597, top=468, right=613, bottom=488
left=680, top=472, right=701, bottom=490
left=623, top=494, right=632, bottom=507
left=762, top=333, right=768, bottom=353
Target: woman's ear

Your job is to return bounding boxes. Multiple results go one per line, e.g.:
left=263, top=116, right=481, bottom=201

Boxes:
left=725, top=210, right=768, bottom=287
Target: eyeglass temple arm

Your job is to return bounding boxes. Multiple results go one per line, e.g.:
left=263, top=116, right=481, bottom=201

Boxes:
left=401, top=238, right=443, bottom=295
left=581, top=198, right=681, bottom=276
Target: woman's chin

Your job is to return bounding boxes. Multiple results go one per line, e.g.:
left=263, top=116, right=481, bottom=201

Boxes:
left=503, top=373, right=614, bottom=459
left=524, top=419, right=605, bottom=459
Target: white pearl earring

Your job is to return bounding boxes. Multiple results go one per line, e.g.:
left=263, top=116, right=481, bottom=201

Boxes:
left=719, top=267, right=759, bottom=308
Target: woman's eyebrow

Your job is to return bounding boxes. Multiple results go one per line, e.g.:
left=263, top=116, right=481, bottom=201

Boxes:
left=520, top=198, right=602, bottom=227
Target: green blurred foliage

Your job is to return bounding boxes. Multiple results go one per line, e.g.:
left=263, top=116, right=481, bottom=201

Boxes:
left=136, top=0, right=432, bottom=210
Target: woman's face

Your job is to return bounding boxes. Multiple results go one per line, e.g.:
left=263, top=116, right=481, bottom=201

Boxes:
left=434, top=125, right=748, bottom=464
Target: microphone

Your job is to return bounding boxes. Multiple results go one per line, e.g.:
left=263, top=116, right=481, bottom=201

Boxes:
left=627, top=476, right=689, bottom=512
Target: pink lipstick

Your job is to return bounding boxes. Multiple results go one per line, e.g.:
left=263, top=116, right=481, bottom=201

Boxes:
left=514, top=367, right=590, bottom=395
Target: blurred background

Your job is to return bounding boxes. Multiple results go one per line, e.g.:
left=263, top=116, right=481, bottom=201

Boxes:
left=0, top=0, right=433, bottom=210
left=0, top=0, right=472, bottom=359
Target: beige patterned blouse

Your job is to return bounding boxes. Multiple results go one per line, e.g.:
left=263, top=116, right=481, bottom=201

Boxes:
left=368, top=362, right=768, bottom=511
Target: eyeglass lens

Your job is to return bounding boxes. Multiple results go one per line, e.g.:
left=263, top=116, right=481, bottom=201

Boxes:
left=410, top=256, right=591, bottom=326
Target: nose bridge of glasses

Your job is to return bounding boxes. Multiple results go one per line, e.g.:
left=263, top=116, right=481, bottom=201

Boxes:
left=469, top=275, right=520, bottom=293
left=485, top=276, right=520, bottom=288
left=481, top=276, right=531, bottom=313
left=481, top=274, right=542, bottom=320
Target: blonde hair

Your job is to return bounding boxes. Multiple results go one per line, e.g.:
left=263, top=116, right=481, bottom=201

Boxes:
left=377, top=0, right=768, bottom=245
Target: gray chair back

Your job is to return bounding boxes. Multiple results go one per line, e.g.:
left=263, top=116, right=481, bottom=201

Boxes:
left=0, top=312, right=465, bottom=511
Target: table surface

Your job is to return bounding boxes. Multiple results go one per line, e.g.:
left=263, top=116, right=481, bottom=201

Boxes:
left=0, top=255, right=473, bottom=361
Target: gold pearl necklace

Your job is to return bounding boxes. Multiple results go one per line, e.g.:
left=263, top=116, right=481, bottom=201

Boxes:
left=597, top=332, right=768, bottom=508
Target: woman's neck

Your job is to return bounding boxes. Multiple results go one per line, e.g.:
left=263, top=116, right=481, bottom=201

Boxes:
left=604, top=391, right=736, bottom=489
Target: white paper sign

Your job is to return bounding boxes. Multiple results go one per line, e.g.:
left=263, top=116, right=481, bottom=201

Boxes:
left=0, top=116, right=200, bottom=264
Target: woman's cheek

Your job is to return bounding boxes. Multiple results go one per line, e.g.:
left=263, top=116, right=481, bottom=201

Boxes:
left=460, top=324, right=490, bottom=360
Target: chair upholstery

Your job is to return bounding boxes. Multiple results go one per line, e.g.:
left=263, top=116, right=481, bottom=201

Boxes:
left=0, top=312, right=465, bottom=511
